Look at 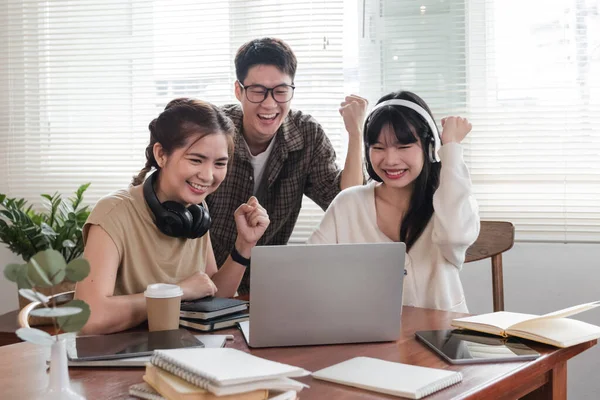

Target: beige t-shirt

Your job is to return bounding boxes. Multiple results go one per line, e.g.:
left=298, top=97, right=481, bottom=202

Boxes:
left=83, top=184, right=209, bottom=296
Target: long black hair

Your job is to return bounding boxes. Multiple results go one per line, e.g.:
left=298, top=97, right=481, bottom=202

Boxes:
left=364, top=91, right=441, bottom=251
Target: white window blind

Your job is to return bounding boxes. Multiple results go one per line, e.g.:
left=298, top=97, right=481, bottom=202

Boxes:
left=362, top=0, right=600, bottom=242
left=1, top=0, right=599, bottom=243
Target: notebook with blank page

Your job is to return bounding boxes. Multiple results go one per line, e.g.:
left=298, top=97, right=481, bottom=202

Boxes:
left=312, top=357, right=462, bottom=399
left=150, top=348, right=309, bottom=396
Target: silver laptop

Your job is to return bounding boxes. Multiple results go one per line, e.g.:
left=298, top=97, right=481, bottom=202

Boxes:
left=241, top=242, right=405, bottom=348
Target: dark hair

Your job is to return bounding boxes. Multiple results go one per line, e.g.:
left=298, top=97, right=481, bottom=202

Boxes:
left=131, top=98, right=235, bottom=186
left=364, top=91, right=441, bottom=251
left=234, top=37, right=297, bottom=83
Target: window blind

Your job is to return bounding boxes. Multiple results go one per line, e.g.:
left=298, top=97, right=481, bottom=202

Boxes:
left=362, top=0, right=600, bottom=242
left=1, top=0, right=599, bottom=243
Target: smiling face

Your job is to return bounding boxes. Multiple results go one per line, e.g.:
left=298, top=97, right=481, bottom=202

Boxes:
left=235, top=64, right=293, bottom=151
left=368, top=123, right=424, bottom=189
left=153, top=132, right=229, bottom=206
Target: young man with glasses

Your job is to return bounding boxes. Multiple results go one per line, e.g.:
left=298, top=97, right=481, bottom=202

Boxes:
left=207, top=37, right=366, bottom=293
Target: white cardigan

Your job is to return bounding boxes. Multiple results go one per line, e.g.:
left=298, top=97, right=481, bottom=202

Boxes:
left=308, top=143, right=480, bottom=313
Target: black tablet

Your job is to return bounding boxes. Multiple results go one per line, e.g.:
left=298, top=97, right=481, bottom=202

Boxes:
left=415, top=329, right=540, bottom=364
left=67, top=328, right=204, bottom=361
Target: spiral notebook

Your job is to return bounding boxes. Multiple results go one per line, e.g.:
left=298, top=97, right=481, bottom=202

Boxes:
left=313, top=357, right=462, bottom=399
left=150, top=348, right=310, bottom=396
left=129, top=382, right=164, bottom=400
left=129, top=382, right=299, bottom=400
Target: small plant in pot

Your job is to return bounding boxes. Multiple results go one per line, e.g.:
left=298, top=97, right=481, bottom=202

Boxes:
left=0, top=183, right=91, bottom=321
left=4, top=249, right=91, bottom=400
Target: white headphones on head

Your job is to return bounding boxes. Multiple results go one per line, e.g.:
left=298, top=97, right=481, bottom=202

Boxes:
left=368, top=99, right=441, bottom=163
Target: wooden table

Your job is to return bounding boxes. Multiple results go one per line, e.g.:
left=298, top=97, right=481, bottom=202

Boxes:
left=0, top=309, right=20, bottom=347
left=0, top=306, right=594, bottom=400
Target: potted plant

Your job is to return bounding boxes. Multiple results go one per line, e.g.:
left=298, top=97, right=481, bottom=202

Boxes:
left=0, top=183, right=91, bottom=321
left=4, top=248, right=91, bottom=400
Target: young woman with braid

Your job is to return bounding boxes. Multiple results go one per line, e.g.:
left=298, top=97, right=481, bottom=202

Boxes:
left=76, top=98, right=269, bottom=335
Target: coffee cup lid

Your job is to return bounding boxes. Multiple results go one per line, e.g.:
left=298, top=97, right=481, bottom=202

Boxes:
left=144, top=283, right=183, bottom=298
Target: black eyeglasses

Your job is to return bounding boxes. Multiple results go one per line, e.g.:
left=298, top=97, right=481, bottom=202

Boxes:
left=237, top=81, right=295, bottom=103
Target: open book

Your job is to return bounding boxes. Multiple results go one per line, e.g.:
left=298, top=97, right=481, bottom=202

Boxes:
left=451, top=301, right=600, bottom=348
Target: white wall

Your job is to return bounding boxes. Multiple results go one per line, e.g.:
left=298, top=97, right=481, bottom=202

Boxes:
left=462, top=243, right=600, bottom=400
left=0, top=242, right=598, bottom=397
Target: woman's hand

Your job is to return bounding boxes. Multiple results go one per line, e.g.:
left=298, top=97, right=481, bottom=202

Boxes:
left=234, top=196, right=270, bottom=256
left=339, top=94, right=368, bottom=139
left=441, top=116, right=472, bottom=144
left=178, top=271, right=218, bottom=300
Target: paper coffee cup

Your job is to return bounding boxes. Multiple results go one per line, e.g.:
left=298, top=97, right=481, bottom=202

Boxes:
left=144, top=283, right=183, bottom=332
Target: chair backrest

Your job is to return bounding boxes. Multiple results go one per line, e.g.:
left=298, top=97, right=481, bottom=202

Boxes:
left=465, top=221, right=515, bottom=312
left=17, top=291, right=75, bottom=329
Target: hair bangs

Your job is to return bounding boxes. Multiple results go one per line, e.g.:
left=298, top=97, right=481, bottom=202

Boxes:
left=365, top=106, right=419, bottom=147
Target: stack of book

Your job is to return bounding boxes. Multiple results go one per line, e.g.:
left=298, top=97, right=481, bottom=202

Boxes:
left=179, top=297, right=249, bottom=332
left=128, top=348, right=309, bottom=400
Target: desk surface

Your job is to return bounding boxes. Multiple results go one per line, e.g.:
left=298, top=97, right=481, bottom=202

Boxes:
left=0, top=306, right=595, bottom=400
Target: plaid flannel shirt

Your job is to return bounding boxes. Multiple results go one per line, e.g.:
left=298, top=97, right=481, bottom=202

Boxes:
left=206, top=104, right=343, bottom=294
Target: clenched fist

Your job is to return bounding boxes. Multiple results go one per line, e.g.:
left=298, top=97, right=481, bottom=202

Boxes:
left=234, top=196, right=270, bottom=252
left=441, top=116, right=472, bottom=144
left=339, top=94, right=368, bottom=139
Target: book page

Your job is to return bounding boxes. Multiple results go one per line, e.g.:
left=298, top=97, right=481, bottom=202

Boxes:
left=452, top=312, right=538, bottom=336
left=507, top=318, right=600, bottom=348
left=538, top=301, right=600, bottom=320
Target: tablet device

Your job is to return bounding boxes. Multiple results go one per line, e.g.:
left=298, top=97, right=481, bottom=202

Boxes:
left=415, top=329, right=540, bottom=364
left=67, top=328, right=203, bottom=361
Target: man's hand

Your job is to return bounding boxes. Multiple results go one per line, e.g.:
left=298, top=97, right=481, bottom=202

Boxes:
left=339, top=94, right=368, bottom=139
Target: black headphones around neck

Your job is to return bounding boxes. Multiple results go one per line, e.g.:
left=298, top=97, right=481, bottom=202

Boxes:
left=143, top=171, right=211, bottom=239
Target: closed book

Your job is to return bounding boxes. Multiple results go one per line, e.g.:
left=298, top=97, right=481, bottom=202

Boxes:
left=180, top=297, right=248, bottom=319
left=451, top=300, right=600, bottom=348
left=313, top=357, right=462, bottom=399
left=144, top=363, right=269, bottom=400
left=150, top=348, right=309, bottom=396
left=180, top=312, right=250, bottom=332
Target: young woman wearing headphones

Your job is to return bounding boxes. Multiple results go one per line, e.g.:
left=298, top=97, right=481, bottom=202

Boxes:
left=76, top=98, right=269, bottom=335
left=308, top=91, right=480, bottom=313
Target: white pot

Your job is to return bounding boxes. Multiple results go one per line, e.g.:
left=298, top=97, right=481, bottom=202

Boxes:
left=43, top=338, right=86, bottom=400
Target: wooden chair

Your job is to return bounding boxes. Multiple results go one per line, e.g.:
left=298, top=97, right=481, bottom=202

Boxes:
left=465, top=221, right=515, bottom=312
left=18, top=291, right=75, bottom=329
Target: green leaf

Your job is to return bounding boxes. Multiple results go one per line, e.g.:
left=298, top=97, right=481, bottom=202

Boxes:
left=31, top=307, right=81, bottom=318
left=16, top=265, right=33, bottom=289
left=76, top=183, right=91, bottom=198
left=16, top=328, right=55, bottom=346
left=62, top=239, right=76, bottom=248
left=0, top=194, right=5, bottom=204
left=26, top=258, right=53, bottom=287
left=4, top=263, right=21, bottom=282
left=0, top=210, right=14, bottom=220
left=65, top=258, right=90, bottom=282
left=57, top=300, right=90, bottom=332
left=18, top=288, right=50, bottom=304
left=40, top=222, right=57, bottom=237
left=28, top=249, right=67, bottom=286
